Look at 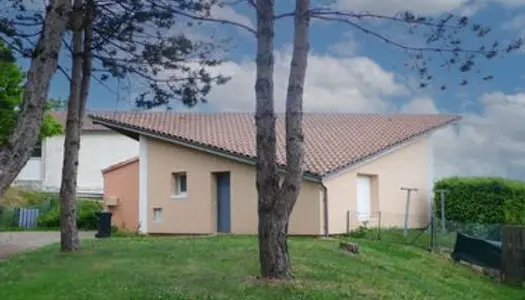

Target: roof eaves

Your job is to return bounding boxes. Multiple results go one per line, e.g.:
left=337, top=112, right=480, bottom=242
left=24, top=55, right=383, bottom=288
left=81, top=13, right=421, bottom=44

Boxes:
left=90, top=115, right=322, bottom=183
left=102, top=156, right=139, bottom=174
left=320, top=115, right=461, bottom=180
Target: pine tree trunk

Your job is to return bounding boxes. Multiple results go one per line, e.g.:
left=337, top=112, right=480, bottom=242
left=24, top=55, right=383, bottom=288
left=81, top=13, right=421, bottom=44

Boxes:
left=59, top=0, right=93, bottom=251
left=255, top=0, right=310, bottom=280
left=258, top=209, right=293, bottom=278
left=0, top=0, right=71, bottom=197
left=280, top=0, right=309, bottom=213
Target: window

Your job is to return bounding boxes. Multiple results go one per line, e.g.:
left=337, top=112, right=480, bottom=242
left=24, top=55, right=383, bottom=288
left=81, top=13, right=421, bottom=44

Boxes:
left=153, top=208, right=162, bottom=223
left=31, top=140, right=42, bottom=158
left=172, top=172, right=187, bottom=197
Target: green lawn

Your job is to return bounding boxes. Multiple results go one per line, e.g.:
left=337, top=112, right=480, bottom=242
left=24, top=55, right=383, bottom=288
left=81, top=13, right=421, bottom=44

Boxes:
left=348, top=226, right=459, bottom=251
left=0, top=236, right=522, bottom=300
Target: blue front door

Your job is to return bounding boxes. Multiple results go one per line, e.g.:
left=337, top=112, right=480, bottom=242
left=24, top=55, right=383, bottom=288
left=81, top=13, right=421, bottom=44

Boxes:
left=217, top=172, right=231, bottom=233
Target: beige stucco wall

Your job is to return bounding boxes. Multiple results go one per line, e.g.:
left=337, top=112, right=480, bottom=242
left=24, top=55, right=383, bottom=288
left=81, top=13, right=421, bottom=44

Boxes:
left=103, top=160, right=139, bottom=232
left=324, top=135, right=432, bottom=234
left=145, top=138, right=323, bottom=235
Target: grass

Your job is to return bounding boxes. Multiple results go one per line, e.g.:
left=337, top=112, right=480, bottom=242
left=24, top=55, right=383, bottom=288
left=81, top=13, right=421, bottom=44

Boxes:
left=0, top=236, right=523, bottom=300
left=348, top=226, right=459, bottom=250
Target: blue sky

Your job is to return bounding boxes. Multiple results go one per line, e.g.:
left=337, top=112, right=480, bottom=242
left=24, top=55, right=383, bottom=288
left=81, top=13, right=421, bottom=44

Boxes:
left=12, top=0, right=525, bottom=179
left=35, top=0, right=524, bottom=114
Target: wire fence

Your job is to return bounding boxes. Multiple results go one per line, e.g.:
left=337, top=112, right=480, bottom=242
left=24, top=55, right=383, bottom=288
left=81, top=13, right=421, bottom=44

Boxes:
left=344, top=210, right=505, bottom=253
left=345, top=211, right=432, bottom=250
left=0, top=200, right=54, bottom=231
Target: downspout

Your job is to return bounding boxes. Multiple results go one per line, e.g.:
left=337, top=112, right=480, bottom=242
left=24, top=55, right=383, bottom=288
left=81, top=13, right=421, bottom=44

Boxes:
left=321, top=181, right=329, bottom=238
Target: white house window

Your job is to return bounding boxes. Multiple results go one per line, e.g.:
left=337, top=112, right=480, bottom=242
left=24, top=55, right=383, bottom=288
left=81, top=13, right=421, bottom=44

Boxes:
left=153, top=208, right=162, bottom=223
left=172, top=172, right=187, bottom=198
left=31, top=140, right=42, bottom=158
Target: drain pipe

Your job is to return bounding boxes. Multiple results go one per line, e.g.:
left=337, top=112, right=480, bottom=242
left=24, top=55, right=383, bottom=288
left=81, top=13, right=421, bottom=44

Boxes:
left=321, top=182, right=329, bottom=238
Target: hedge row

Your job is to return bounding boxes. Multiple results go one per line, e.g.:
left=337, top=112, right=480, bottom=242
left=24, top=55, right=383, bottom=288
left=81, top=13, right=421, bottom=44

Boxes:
left=434, top=177, right=525, bottom=225
left=38, top=198, right=102, bottom=230
left=1, top=188, right=103, bottom=230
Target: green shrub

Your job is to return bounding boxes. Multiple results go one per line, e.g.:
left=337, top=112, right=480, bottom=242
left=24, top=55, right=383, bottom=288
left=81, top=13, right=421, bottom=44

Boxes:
left=0, top=187, right=58, bottom=208
left=434, top=177, right=525, bottom=226
left=38, top=199, right=103, bottom=230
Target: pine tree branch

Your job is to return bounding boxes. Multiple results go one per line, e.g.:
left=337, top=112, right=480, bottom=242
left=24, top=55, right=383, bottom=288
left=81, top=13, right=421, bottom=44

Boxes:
left=308, top=9, right=464, bottom=29
left=310, top=15, right=494, bottom=56
left=56, top=64, right=72, bottom=82
left=143, top=0, right=257, bottom=35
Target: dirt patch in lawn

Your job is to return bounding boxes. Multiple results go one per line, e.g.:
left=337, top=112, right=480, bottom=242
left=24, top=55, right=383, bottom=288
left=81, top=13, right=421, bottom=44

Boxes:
left=0, top=231, right=95, bottom=259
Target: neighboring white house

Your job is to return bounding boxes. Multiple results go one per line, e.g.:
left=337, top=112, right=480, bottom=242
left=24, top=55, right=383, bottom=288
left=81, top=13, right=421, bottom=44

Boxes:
left=14, top=111, right=139, bottom=196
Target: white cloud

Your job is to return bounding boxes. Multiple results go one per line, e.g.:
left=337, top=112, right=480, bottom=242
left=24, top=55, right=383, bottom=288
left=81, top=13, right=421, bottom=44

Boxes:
left=401, top=92, right=525, bottom=178
left=331, top=0, right=525, bottom=16
left=205, top=46, right=525, bottom=179
left=209, top=5, right=254, bottom=31
left=208, top=48, right=407, bottom=113
left=328, top=32, right=359, bottom=57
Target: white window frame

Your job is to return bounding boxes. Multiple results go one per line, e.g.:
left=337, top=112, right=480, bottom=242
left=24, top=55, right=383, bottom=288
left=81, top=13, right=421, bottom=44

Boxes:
left=171, top=172, right=187, bottom=199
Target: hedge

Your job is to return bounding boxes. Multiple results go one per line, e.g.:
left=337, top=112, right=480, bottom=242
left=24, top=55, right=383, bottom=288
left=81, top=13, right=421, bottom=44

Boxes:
left=38, top=199, right=103, bottom=230
left=434, top=177, right=525, bottom=226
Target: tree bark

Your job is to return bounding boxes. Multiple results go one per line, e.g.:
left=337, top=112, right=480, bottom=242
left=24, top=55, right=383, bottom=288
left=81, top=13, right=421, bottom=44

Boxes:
left=255, top=0, right=310, bottom=280
left=59, top=0, right=93, bottom=252
left=0, top=0, right=71, bottom=197
left=280, top=0, right=309, bottom=216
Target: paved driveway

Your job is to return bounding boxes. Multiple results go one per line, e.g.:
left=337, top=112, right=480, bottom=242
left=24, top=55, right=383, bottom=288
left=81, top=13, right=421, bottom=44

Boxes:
left=0, top=231, right=95, bottom=259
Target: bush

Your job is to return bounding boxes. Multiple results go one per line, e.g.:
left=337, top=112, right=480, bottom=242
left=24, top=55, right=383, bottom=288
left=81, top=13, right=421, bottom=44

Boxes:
left=0, top=187, right=58, bottom=208
left=434, top=177, right=525, bottom=226
left=38, top=199, right=103, bottom=230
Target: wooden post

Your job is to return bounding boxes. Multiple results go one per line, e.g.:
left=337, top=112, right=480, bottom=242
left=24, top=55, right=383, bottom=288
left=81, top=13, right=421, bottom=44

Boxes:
left=346, top=210, right=350, bottom=234
left=502, top=225, right=525, bottom=287
left=377, top=211, right=382, bottom=241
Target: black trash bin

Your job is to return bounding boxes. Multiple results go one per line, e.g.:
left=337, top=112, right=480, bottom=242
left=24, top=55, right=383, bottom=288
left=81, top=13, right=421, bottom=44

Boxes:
left=95, top=211, right=113, bottom=238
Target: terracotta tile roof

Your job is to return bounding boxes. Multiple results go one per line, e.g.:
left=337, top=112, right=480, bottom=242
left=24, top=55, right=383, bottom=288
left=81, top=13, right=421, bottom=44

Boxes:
left=89, top=112, right=460, bottom=177
left=101, top=156, right=139, bottom=174
left=49, top=111, right=110, bottom=131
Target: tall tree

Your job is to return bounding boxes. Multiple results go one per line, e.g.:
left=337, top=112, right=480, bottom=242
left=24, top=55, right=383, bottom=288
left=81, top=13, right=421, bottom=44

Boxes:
left=2, top=0, right=231, bottom=250
left=58, top=0, right=94, bottom=252
left=0, top=0, right=72, bottom=197
left=195, top=1, right=523, bottom=279
left=0, top=41, right=63, bottom=146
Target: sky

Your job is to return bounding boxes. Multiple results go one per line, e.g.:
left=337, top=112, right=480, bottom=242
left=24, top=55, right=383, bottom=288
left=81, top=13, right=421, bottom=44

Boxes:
left=12, top=0, right=525, bottom=180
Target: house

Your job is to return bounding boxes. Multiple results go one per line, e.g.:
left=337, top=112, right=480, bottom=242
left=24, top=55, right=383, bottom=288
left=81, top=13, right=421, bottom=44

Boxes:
left=14, top=111, right=139, bottom=196
left=91, top=112, right=460, bottom=235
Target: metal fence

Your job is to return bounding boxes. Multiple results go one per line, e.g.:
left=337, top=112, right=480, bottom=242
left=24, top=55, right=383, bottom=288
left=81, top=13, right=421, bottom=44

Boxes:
left=0, top=199, right=53, bottom=231
left=345, top=211, right=435, bottom=250
left=344, top=210, right=504, bottom=252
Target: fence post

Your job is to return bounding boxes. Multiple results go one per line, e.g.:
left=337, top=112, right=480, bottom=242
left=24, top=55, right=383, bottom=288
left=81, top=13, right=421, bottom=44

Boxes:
left=436, top=189, right=448, bottom=233
left=346, top=210, right=350, bottom=234
left=377, top=211, right=382, bottom=241
left=401, top=187, right=418, bottom=238
left=502, top=225, right=525, bottom=287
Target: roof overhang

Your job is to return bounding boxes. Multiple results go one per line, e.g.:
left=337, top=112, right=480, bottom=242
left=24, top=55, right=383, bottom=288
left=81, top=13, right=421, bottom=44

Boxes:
left=90, top=117, right=323, bottom=183
left=91, top=114, right=461, bottom=185
left=319, top=115, right=461, bottom=181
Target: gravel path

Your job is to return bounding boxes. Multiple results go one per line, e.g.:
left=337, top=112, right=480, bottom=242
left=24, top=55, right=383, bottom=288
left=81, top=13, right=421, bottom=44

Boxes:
left=0, top=231, right=95, bottom=259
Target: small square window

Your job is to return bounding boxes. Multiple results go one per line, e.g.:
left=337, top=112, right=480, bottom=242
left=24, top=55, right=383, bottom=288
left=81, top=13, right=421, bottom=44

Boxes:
left=153, top=208, right=162, bottom=223
left=172, top=172, right=187, bottom=197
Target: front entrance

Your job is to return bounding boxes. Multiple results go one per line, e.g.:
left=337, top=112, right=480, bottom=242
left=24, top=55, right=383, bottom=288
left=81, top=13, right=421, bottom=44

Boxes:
left=215, top=172, right=231, bottom=233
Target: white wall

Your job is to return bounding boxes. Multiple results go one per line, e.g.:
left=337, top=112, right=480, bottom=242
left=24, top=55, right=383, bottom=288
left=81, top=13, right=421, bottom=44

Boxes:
left=16, top=158, right=43, bottom=182
left=43, top=132, right=138, bottom=193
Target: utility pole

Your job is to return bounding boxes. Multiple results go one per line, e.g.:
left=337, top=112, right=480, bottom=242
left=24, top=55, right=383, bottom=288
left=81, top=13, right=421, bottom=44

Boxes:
left=435, top=189, right=448, bottom=233
left=401, top=187, right=418, bottom=238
